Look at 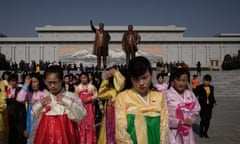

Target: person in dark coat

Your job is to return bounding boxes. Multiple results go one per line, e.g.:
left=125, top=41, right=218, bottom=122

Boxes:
left=196, top=74, right=217, bottom=138
left=196, top=61, right=201, bottom=77
left=6, top=73, right=27, bottom=144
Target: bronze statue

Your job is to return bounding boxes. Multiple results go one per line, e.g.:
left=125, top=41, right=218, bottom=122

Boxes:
left=90, top=20, right=111, bottom=69
left=122, top=25, right=141, bottom=65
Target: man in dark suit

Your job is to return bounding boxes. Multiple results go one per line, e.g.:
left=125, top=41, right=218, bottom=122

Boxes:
left=196, top=74, right=217, bottom=138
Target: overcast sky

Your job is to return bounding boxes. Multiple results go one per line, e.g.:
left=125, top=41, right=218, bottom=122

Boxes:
left=0, top=0, right=240, bottom=37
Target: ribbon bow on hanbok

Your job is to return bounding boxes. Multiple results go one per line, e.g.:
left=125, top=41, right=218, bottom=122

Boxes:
left=176, top=102, right=195, bottom=136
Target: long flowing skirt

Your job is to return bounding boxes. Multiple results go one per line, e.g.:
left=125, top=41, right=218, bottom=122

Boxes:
left=127, top=114, right=160, bottom=144
left=98, top=101, right=116, bottom=144
left=34, top=114, right=79, bottom=144
left=78, top=103, right=96, bottom=144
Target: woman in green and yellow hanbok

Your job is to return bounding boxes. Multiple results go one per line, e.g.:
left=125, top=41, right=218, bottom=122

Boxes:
left=115, top=56, right=169, bottom=144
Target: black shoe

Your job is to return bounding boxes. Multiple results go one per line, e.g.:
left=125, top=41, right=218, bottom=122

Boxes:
left=200, top=133, right=204, bottom=138
left=204, top=134, right=209, bottom=138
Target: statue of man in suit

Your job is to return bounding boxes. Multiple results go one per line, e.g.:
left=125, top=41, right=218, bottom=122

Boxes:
left=122, top=25, right=141, bottom=65
left=90, top=20, right=111, bottom=69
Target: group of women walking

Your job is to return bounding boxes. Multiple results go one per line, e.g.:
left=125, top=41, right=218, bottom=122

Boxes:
left=0, top=56, right=216, bottom=144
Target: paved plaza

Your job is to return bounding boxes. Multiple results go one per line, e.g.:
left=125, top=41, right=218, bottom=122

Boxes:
left=194, top=97, right=240, bottom=144
left=192, top=70, right=240, bottom=144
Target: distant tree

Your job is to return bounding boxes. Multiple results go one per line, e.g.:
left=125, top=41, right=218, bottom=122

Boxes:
left=222, top=54, right=233, bottom=70
left=0, top=53, right=10, bottom=70
left=0, top=33, right=7, bottom=37
left=222, top=53, right=240, bottom=70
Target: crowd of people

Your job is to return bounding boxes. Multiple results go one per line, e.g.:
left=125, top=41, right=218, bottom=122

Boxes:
left=0, top=56, right=217, bottom=144
left=7, top=60, right=104, bottom=74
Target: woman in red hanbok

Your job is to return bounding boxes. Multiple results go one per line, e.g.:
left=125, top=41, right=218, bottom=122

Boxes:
left=31, top=65, right=86, bottom=144
left=75, top=72, right=98, bottom=144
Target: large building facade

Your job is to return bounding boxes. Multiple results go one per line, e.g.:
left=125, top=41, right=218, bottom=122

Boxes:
left=0, top=25, right=240, bottom=69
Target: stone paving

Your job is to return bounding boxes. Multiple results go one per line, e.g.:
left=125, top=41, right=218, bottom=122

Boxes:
left=194, top=97, right=240, bottom=144
left=192, top=70, right=240, bottom=144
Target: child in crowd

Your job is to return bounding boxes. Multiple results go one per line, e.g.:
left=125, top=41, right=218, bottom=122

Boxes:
left=196, top=74, right=217, bottom=138
left=115, top=56, right=169, bottom=144
left=75, top=72, right=98, bottom=144
left=164, top=68, right=200, bottom=144
left=31, top=65, right=86, bottom=144
left=97, top=67, right=125, bottom=144
left=155, top=73, right=168, bottom=92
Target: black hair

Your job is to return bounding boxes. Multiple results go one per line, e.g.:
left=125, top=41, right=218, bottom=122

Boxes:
left=8, top=73, right=18, bottom=82
left=193, top=74, right=198, bottom=78
left=203, top=74, right=212, bottom=81
left=156, top=73, right=164, bottom=80
left=108, top=77, right=114, bottom=89
left=124, top=56, right=154, bottom=89
left=21, top=73, right=31, bottom=84
left=29, top=73, right=45, bottom=92
left=1, top=71, right=11, bottom=80
left=79, top=72, right=90, bottom=83
left=64, top=74, right=70, bottom=78
left=43, top=65, right=64, bottom=81
left=168, top=68, right=190, bottom=89
left=128, top=56, right=152, bottom=78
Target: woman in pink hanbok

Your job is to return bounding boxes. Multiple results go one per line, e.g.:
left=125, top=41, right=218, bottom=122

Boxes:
left=155, top=73, right=168, bottom=92
left=164, top=68, right=200, bottom=144
left=75, top=72, right=98, bottom=144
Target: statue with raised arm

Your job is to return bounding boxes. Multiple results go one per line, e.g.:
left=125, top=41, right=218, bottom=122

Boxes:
left=122, top=25, right=141, bottom=65
left=90, top=20, right=111, bottom=70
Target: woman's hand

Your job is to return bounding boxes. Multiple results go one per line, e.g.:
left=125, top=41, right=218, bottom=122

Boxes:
left=183, top=118, right=192, bottom=126
left=23, top=130, right=29, bottom=138
left=56, top=93, right=64, bottom=102
left=40, top=96, right=51, bottom=106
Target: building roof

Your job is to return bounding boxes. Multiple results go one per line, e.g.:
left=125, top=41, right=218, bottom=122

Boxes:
left=1, top=37, right=240, bottom=43
left=218, top=33, right=240, bottom=37
left=1, top=25, right=240, bottom=43
left=36, top=25, right=187, bottom=32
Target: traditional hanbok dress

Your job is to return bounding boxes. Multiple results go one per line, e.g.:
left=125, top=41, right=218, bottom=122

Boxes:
left=16, top=87, right=46, bottom=141
left=115, top=89, right=169, bottom=144
left=155, top=83, right=168, bottom=92
left=97, top=70, right=125, bottom=144
left=164, top=87, right=200, bottom=144
left=76, top=83, right=97, bottom=144
left=31, top=91, right=86, bottom=144
left=0, top=81, right=7, bottom=142
left=6, top=86, right=27, bottom=144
